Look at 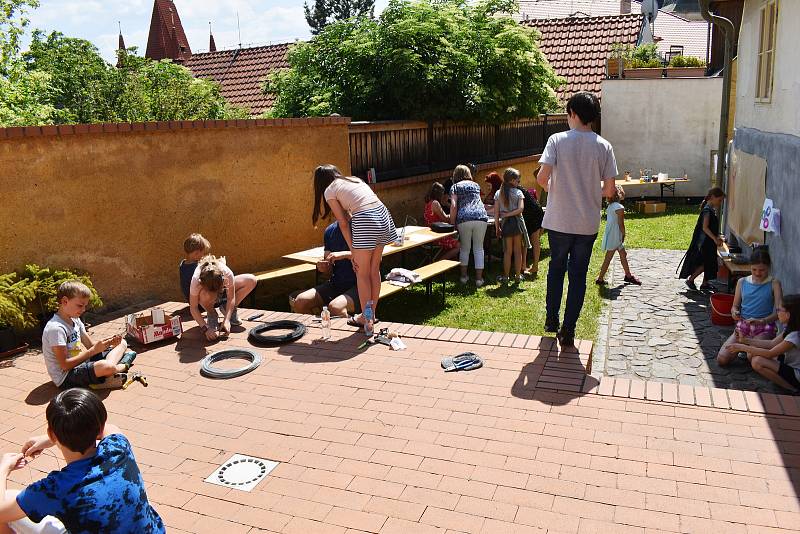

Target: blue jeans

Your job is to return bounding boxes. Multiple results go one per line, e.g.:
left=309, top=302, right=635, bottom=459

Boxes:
left=546, top=230, right=597, bottom=332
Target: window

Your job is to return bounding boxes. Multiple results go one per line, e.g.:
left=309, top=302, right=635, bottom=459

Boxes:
left=755, top=0, right=778, bottom=102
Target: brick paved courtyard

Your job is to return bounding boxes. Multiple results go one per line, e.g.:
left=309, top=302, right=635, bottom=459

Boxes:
left=1, top=302, right=799, bottom=533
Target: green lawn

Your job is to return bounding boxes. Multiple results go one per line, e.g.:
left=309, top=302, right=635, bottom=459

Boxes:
left=378, top=203, right=699, bottom=340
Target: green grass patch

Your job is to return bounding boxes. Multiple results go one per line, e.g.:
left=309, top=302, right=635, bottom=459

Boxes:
left=378, top=204, right=699, bottom=340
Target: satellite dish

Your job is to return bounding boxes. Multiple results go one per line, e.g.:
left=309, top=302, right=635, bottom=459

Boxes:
left=642, top=0, right=658, bottom=23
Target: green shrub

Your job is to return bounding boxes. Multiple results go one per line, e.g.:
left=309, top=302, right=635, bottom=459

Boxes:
left=668, top=55, right=705, bottom=68
left=0, top=265, right=102, bottom=330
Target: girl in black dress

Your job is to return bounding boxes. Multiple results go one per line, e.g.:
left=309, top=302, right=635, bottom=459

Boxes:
left=679, top=187, right=726, bottom=291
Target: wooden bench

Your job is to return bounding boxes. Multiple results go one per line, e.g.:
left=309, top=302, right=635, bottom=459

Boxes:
left=254, top=263, right=317, bottom=282
left=251, top=263, right=318, bottom=306
left=379, top=260, right=460, bottom=305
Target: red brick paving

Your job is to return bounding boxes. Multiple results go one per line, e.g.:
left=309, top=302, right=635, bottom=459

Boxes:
left=1, top=302, right=799, bottom=533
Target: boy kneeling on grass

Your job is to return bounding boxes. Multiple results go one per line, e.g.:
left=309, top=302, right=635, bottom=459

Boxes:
left=43, top=281, right=134, bottom=390
left=0, top=388, right=164, bottom=533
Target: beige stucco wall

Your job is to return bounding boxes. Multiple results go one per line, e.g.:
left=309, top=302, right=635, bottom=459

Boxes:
left=735, top=0, right=800, bottom=137
left=0, top=119, right=351, bottom=308
left=600, top=77, right=723, bottom=197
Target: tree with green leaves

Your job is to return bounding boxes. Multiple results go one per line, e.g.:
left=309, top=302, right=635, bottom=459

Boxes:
left=272, top=0, right=561, bottom=122
left=304, top=0, right=375, bottom=35
left=0, top=0, right=38, bottom=74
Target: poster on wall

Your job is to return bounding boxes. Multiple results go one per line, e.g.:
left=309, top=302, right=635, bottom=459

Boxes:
left=760, top=199, right=781, bottom=235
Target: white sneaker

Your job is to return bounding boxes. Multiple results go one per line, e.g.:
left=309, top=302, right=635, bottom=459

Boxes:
left=460, top=276, right=469, bottom=284
left=475, top=279, right=485, bottom=288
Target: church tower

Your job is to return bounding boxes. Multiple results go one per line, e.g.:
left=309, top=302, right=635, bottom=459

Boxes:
left=145, top=0, right=192, bottom=62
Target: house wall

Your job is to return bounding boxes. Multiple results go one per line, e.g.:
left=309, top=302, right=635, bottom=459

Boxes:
left=600, top=77, right=723, bottom=197
left=0, top=118, right=351, bottom=308
left=728, top=1, right=800, bottom=293
left=734, top=0, right=800, bottom=137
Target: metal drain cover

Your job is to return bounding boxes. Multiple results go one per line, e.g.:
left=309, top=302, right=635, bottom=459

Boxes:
left=204, top=454, right=278, bottom=492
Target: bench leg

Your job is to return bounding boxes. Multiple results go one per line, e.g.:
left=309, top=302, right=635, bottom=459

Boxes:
left=426, top=280, right=433, bottom=302
left=441, top=276, right=446, bottom=307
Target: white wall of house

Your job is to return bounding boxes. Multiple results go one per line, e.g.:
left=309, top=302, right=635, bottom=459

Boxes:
left=600, top=77, right=723, bottom=197
left=735, top=0, right=800, bottom=137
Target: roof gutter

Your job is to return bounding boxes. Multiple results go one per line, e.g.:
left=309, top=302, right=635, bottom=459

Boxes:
left=699, top=0, right=736, bottom=188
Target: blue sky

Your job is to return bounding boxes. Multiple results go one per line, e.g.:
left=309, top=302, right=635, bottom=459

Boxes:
left=25, top=0, right=388, bottom=62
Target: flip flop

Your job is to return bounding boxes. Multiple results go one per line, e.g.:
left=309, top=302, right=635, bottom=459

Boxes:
left=441, top=352, right=483, bottom=372
left=347, top=315, right=380, bottom=327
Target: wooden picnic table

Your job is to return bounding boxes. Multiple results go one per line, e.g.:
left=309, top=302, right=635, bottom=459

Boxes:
left=282, top=226, right=457, bottom=264
left=616, top=178, right=691, bottom=201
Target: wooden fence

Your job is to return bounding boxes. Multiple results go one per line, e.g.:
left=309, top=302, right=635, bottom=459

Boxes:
left=349, top=114, right=569, bottom=182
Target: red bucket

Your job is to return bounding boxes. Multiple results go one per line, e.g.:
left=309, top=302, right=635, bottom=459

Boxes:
left=710, top=293, right=735, bottom=326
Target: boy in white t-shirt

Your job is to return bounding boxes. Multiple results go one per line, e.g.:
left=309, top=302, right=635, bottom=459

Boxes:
left=41, top=281, right=131, bottom=389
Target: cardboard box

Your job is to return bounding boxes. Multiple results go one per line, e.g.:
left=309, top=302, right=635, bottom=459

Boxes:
left=126, top=308, right=182, bottom=344
left=636, top=201, right=666, bottom=214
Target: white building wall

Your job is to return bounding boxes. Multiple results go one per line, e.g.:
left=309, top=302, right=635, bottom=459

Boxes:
left=735, top=0, right=800, bottom=137
left=600, top=77, right=723, bottom=197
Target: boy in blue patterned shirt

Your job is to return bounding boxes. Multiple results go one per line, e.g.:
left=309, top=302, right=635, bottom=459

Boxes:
left=0, top=388, right=164, bottom=534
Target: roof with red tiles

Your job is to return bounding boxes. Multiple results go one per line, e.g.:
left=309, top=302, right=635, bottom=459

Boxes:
left=145, top=0, right=192, bottom=62
left=184, top=44, right=291, bottom=116
left=518, top=0, right=709, bottom=60
left=524, top=13, right=644, bottom=101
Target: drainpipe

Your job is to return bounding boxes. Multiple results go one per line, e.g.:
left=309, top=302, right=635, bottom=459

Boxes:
left=699, top=0, right=735, bottom=188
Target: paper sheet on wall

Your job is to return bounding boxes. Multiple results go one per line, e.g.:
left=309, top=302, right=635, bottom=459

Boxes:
left=728, top=149, right=766, bottom=245
left=760, top=199, right=780, bottom=235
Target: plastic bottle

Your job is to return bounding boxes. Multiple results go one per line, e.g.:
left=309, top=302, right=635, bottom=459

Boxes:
left=363, top=300, right=374, bottom=337
left=320, top=306, right=331, bottom=340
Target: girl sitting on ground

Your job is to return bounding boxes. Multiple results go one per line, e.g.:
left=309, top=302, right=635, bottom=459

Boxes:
left=596, top=185, right=641, bottom=285
left=679, top=187, right=726, bottom=291
left=189, top=255, right=256, bottom=341
left=727, top=294, right=800, bottom=392
left=313, top=164, right=397, bottom=330
left=424, top=182, right=460, bottom=261
left=717, top=248, right=783, bottom=366
left=494, top=168, right=530, bottom=285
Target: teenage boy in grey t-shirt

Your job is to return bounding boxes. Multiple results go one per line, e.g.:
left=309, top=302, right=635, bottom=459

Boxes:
left=537, top=92, right=618, bottom=348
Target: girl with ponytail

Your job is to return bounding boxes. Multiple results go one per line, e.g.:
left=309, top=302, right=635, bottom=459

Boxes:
left=678, top=187, right=726, bottom=291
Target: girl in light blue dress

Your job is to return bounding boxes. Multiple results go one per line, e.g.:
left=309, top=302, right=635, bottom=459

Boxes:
left=597, top=185, right=641, bottom=285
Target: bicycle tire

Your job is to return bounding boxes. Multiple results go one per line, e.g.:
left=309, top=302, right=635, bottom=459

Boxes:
left=248, top=320, right=306, bottom=346
left=200, top=349, right=262, bottom=379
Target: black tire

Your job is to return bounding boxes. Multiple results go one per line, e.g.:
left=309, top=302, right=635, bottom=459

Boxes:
left=248, top=320, right=306, bottom=346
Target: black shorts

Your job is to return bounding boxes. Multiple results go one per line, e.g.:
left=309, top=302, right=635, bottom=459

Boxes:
left=60, top=352, right=107, bottom=389
left=316, top=282, right=360, bottom=312
left=777, top=355, right=800, bottom=389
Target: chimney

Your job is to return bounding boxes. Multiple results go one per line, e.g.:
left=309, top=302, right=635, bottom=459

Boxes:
left=620, top=0, right=631, bottom=14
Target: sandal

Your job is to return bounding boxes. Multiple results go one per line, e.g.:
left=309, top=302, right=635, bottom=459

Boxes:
left=595, top=278, right=607, bottom=285
left=347, top=315, right=380, bottom=327
left=623, top=274, right=642, bottom=285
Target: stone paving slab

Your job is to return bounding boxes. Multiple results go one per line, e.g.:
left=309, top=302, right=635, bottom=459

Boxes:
left=595, top=248, right=784, bottom=394
left=1, top=302, right=799, bottom=533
